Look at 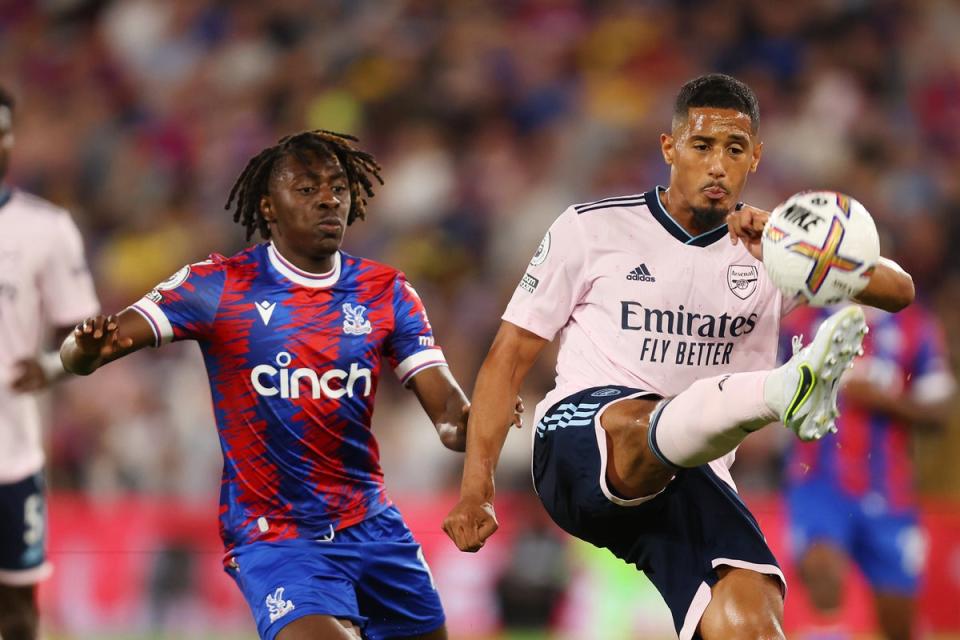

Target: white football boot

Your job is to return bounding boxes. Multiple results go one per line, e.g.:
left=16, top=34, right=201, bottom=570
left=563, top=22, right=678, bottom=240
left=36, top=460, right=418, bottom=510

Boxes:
left=765, top=305, right=868, bottom=441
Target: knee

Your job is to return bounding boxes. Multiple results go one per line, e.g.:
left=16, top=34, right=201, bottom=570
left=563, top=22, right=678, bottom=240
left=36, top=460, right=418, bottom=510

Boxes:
left=799, top=543, right=846, bottom=611
left=598, top=398, right=663, bottom=455
left=699, top=569, right=785, bottom=640
left=598, top=406, right=647, bottom=443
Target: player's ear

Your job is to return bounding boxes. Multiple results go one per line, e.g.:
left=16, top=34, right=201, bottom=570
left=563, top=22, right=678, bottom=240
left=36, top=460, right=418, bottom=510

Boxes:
left=660, top=132, right=675, bottom=166
left=750, top=139, right=763, bottom=173
left=260, top=195, right=275, bottom=223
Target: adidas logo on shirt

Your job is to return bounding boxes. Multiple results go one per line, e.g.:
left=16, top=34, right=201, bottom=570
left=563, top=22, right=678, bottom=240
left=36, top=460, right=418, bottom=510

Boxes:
left=626, top=264, right=655, bottom=282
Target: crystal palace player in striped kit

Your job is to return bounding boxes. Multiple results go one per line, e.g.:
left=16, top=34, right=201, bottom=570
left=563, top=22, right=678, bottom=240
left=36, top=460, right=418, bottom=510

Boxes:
left=782, top=303, right=954, bottom=640
left=61, top=131, right=513, bottom=640
left=443, top=74, right=916, bottom=640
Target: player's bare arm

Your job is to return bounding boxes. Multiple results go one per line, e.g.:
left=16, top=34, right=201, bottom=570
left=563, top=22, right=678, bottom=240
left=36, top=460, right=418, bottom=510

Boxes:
left=407, top=366, right=472, bottom=451
left=443, top=321, right=546, bottom=552
left=59, top=309, right=154, bottom=375
left=408, top=366, right=524, bottom=452
left=852, top=256, right=914, bottom=312
left=727, top=206, right=914, bottom=312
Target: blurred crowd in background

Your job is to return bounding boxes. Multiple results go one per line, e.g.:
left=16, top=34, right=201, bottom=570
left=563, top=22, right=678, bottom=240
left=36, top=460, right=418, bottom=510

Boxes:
left=2, top=0, right=960, bottom=554
left=3, top=0, right=960, bottom=636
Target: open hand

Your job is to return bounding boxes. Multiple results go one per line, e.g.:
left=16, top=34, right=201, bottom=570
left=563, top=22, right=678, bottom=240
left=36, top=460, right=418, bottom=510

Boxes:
left=73, top=314, right=133, bottom=362
left=727, top=204, right=769, bottom=261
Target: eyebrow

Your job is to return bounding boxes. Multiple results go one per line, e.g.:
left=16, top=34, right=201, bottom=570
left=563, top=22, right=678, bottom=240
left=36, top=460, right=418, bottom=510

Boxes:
left=296, top=169, right=347, bottom=182
left=690, top=134, right=749, bottom=144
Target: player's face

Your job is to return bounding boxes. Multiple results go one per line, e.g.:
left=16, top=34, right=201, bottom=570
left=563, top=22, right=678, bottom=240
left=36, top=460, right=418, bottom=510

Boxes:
left=660, top=107, right=762, bottom=220
left=261, top=151, right=351, bottom=261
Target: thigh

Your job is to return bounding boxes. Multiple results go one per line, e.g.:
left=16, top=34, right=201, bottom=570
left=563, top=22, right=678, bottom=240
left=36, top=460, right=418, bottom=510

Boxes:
left=276, top=614, right=362, bottom=640
left=600, top=396, right=675, bottom=499
left=392, top=627, right=447, bottom=640
left=353, top=507, right=445, bottom=640
left=0, top=472, right=51, bottom=586
left=227, top=540, right=365, bottom=640
left=533, top=386, right=662, bottom=538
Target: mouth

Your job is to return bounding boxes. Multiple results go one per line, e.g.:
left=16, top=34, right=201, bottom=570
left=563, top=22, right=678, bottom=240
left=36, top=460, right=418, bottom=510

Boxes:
left=315, top=219, right=343, bottom=234
left=702, top=185, right=728, bottom=201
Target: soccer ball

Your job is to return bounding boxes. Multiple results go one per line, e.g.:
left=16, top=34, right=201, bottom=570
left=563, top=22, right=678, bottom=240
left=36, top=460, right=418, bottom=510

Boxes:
left=761, top=191, right=880, bottom=307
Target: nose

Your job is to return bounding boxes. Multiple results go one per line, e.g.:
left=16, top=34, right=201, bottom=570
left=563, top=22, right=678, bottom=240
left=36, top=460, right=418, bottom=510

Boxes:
left=315, top=187, right=341, bottom=209
left=707, top=148, right=726, bottom=179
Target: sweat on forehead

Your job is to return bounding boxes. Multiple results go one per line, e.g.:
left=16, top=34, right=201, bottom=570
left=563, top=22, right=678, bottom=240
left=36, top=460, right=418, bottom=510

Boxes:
left=672, top=108, right=756, bottom=137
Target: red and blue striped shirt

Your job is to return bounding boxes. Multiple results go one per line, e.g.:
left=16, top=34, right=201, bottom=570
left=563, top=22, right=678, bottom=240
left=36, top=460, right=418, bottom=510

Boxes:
left=131, top=243, right=446, bottom=552
left=782, top=303, right=954, bottom=511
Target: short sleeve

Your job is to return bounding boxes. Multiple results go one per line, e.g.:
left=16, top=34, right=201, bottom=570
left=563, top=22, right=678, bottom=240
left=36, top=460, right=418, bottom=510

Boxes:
left=39, top=212, right=100, bottom=325
left=128, top=258, right=227, bottom=347
left=501, top=207, right=589, bottom=341
left=385, top=276, right=446, bottom=385
left=910, top=314, right=956, bottom=404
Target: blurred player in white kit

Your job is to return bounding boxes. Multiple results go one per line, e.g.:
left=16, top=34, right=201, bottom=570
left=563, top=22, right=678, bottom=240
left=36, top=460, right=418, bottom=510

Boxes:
left=443, top=74, right=917, bottom=639
left=0, top=85, right=100, bottom=639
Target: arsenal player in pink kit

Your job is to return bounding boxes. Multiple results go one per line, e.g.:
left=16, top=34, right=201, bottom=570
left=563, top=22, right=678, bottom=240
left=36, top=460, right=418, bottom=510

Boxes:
left=0, top=85, right=100, bottom=640
left=443, top=74, right=916, bottom=639
left=61, top=131, right=513, bottom=640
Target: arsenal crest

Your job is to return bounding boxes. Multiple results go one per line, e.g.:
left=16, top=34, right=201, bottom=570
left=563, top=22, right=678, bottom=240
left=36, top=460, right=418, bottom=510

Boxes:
left=727, top=265, right=759, bottom=299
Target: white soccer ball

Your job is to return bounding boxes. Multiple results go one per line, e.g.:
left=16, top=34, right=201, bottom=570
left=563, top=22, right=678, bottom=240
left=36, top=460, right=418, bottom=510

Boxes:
left=761, top=191, right=880, bottom=307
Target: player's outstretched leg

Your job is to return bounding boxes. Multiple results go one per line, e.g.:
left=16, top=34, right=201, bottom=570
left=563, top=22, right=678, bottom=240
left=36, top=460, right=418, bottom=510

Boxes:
left=766, top=304, right=867, bottom=440
left=602, top=306, right=868, bottom=496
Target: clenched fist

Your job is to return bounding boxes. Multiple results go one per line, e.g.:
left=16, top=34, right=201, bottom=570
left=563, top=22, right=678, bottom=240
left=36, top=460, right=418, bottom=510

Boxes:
left=442, top=498, right=499, bottom=552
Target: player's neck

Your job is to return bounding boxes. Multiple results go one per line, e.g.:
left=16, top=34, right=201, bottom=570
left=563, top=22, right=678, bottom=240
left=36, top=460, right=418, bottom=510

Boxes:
left=270, top=241, right=337, bottom=275
left=659, top=187, right=726, bottom=237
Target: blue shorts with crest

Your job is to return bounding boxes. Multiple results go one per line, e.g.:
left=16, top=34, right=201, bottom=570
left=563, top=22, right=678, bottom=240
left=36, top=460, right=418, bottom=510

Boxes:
left=227, top=505, right=444, bottom=640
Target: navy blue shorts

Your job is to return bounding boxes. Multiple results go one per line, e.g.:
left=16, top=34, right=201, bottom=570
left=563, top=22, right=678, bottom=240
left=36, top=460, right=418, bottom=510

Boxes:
left=0, top=471, right=51, bottom=585
left=533, top=386, right=784, bottom=640
left=226, top=505, right=444, bottom=640
left=788, top=479, right=925, bottom=594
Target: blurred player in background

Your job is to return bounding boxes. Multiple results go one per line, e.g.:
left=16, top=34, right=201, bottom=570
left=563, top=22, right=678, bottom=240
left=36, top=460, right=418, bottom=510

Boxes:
left=443, top=73, right=916, bottom=640
left=783, top=303, right=955, bottom=640
left=0, top=85, right=100, bottom=639
left=60, top=130, right=516, bottom=640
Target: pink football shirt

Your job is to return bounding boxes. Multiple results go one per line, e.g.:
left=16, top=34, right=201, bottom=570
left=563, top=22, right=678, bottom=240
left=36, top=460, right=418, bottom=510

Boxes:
left=0, top=189, right=100, bottom=482
left=504, top=187, right=786, bottom=436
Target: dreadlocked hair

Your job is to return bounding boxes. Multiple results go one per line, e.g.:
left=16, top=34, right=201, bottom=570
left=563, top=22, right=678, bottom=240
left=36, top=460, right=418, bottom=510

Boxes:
left=225, top=129, right=383, bottom=241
